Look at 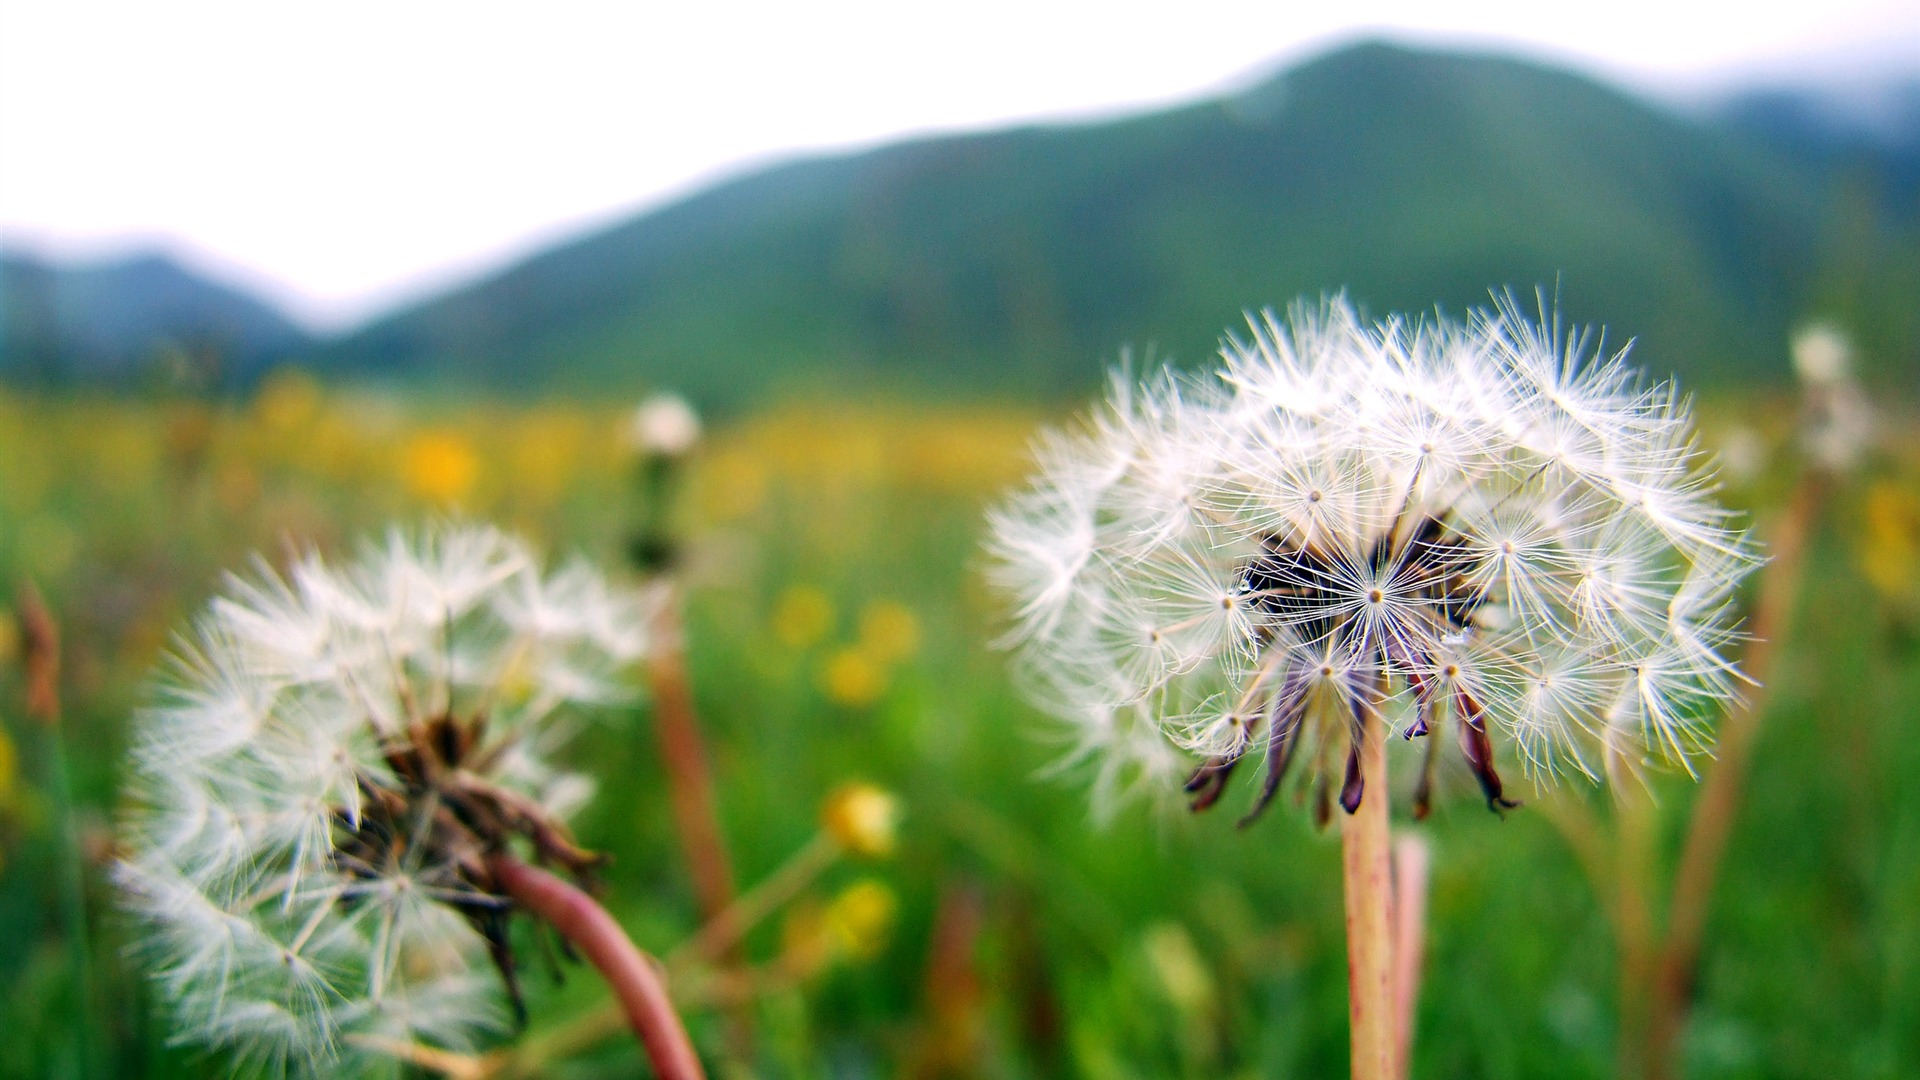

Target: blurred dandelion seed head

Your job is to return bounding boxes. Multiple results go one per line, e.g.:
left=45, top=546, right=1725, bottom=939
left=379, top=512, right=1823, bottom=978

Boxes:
left=986, top=296, right=1758, bottom=823
left=1791, top=321, right=1874, bottom=473
left=1790, top=322, right=1852, bottom=388
left=115, top=524, right=658, bottom=1076
left=628, top=393, right=702, bottom=458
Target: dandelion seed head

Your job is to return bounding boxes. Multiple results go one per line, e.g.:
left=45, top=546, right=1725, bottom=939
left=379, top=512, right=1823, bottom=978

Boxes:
left=628, top=392, right=702, bottom=458
left=1790, top=320, right=1874, bottom=472
left=117, top=524, right=658, bottom=1076
left=987, top=295, right=1758, bottom=821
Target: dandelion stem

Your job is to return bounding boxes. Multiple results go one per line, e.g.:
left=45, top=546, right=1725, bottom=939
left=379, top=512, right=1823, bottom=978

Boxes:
left=1341, top=687, right=1396, bottom=1080
left=450, top=834, right=842, bottom=1079
left=1389, top=831, right=1430, bottom=1080
left=641, top=593, right=760, bottom=1060
left=486, top=854, right=706, bottom=1080
left=1613, top=784, right=1659, bottom=1080
left=642, top=595, right=744, bottom=935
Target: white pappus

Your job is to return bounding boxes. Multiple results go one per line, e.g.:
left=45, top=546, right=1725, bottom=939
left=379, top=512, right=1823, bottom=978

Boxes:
left=116, top=524, right=660, bottom=1076
left=986, top=296, right=1759, bottom=824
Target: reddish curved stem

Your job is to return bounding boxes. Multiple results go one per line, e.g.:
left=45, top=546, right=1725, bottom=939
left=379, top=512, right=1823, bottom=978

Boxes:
left=645, top=627, right=740, bottom=929
left=487, top=855, right=706, bottom=1080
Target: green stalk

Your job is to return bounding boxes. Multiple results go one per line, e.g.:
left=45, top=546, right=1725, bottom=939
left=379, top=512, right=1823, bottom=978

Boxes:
left=20, top=584, right=98, bottom=1080
left=45, top=724, right=99, bottom=1080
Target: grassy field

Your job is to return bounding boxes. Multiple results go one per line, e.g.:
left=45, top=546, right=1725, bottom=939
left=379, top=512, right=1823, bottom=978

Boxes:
left=2, top=373, right=1918, bottom=1079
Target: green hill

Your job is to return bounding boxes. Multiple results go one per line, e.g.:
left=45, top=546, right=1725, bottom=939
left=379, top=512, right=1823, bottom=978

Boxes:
left=318, top=41, right=1916, bottom=404
left=0, top=249, right=311, bottom=387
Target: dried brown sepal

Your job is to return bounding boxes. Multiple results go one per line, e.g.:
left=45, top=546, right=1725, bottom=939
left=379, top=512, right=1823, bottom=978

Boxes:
left=1411, top=718, right=1443, bottom=822
left=1455, top=690, right=1519, bottom=815
left=334, top=710, right=609, bottom=1022
left=1237, top=713, right=1304, bottom=829
left=1339, top=739, right=1366, bottom=814
left=1183, top=753, right=1242, bottom=813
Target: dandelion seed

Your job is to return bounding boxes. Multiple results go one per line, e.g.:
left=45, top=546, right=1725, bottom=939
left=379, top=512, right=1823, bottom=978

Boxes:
left=986, top=295, right=1758, bottom=821
left=117, top=524, right=660, bottom=1076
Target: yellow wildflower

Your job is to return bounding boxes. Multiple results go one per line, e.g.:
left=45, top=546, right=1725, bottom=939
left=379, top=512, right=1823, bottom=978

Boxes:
left=773, top=585, right=834, bottom=649
left=1860, top=481, right=1920, bottom=601
left=403, top=430, right=480, bottom=505
left=858, top=600, right=921, bottom=664
left=824, top=879, right=898, bottom=961
left=820, top=647, right=885, bottom=708
left=820, top=783, right=900, bottom=858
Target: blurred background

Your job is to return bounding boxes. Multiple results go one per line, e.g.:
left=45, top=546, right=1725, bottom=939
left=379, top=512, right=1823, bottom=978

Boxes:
left=2, top=2, right=1918, bottom=1077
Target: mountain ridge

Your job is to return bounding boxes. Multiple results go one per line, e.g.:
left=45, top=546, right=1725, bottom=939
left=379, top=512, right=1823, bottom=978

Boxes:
left=313, top=40, right=1915, bottom=404
left=7, top=40, right=1915, bottom=400
left=0, top=247, right=312, bottom=386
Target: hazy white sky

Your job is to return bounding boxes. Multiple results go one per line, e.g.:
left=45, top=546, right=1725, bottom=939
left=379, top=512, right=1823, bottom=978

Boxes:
left=2, top=0, right=1915, bottom=329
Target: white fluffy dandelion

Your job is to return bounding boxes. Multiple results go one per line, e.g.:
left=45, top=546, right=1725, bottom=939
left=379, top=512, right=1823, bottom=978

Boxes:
left=987, top=296, right=1758, bottom=823
left=627, top=392, right=703, bottom=459
left=118, top=524, right=660, bottom=1076
left=1791, top=320, right=1873, bottom=472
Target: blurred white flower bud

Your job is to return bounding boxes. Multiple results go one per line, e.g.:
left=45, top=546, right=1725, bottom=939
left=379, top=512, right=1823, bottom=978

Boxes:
left=1790, top=322, right=1851, bottom=388
left=629, top=393, right=702, bottom=457
left=1791, top=321, right=1872, bottom=472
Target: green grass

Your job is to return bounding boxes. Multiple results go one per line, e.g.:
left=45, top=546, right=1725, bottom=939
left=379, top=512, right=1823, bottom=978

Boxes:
left=1, top=388, right=1917, bottom=1078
